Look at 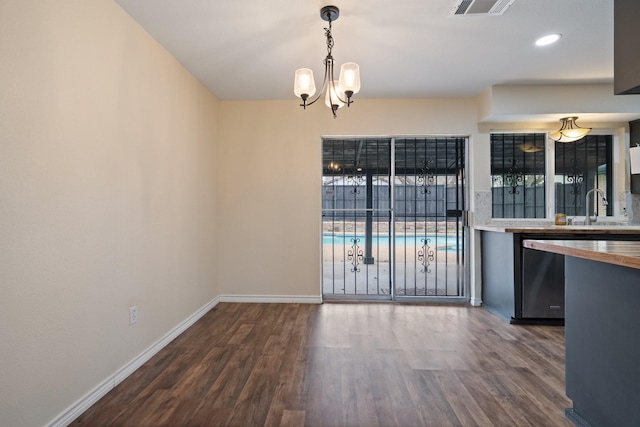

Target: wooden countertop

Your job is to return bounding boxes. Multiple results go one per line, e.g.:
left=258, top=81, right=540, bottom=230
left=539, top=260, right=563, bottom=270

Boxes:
left=523, top=239, right=640, bottom=270
left=476, top=224, right=640, bottom=234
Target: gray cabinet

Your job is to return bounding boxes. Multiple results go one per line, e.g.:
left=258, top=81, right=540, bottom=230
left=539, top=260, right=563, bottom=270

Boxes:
left=565, top=256, right=640, bottom=426
left=614, top=0, right=640, bottom=94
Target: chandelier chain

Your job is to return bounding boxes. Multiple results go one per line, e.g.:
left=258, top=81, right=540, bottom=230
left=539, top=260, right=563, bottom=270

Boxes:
left=324, top=21, right=334, bottom=57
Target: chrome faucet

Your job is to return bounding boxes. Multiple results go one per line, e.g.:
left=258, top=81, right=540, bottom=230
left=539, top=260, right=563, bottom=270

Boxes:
left=585, top=188, right=608, bottom=225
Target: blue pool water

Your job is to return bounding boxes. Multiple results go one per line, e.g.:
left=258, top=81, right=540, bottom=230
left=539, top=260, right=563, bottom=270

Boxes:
left=322, top=234, right=460, bottom=251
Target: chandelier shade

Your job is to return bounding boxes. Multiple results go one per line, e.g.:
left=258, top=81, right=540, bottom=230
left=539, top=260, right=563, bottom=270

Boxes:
left=549, top=116, right=591, bottom=143
left=293, top=6, right=360, bottom=118
left=325, top=80, right=346, bottom=110
left=339, top=62, right=361, bottom=96
left=293, top=68, right=316, bottom=100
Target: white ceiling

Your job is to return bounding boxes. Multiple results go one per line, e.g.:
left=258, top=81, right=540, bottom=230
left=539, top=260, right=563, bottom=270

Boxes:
left=114, top=0, right=614, bottom=101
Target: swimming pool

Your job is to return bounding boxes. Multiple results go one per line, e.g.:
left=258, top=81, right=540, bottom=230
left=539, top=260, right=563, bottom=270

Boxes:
left=322, top=234, right=460, bottom=251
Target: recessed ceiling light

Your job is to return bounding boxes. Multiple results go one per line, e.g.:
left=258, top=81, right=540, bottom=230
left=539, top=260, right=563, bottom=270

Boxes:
left=535, top=33, right=562, bottom=46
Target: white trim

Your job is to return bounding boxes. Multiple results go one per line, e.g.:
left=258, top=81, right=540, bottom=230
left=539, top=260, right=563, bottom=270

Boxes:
left=470, top=297, right=483, bottom=307
left=219, top=294, right=322, bottom=304
left=46, top=296, right=220, bottom=427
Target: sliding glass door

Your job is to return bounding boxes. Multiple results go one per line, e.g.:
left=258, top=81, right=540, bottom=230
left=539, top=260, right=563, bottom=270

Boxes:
left=322, top=137, right=468, bottom=301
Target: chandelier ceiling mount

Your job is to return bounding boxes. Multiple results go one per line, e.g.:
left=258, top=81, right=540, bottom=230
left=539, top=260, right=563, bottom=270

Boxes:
left=320, top=5, right=339, bottom=22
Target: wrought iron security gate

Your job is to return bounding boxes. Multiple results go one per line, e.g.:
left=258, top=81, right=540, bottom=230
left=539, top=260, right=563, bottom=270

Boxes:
left=322, top=137, right=468, bottom=301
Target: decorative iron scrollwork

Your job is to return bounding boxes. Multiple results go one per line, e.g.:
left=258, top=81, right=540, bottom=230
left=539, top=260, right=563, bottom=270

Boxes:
left=505, top=158, right=524, bottom=195
left=566, top=159, right=584, bottom=202
left=347, top=165, right=364, bottom=194
left=347, top=237, right=363, bottom=272
left=418, top=160, right=435, bottom=194
left=417, top=238, right=435, bottom=273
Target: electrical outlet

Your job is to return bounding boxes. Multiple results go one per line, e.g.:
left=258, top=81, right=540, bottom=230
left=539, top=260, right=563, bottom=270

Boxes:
left=129, top=306, right=138, bottom=326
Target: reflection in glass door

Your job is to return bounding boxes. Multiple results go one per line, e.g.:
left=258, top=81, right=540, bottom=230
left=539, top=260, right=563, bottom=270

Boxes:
left=322, top=138, right=392, bottom=298
left=393, top=138, right=467, bottom=300
left=322, top=137, right=467, bottom=301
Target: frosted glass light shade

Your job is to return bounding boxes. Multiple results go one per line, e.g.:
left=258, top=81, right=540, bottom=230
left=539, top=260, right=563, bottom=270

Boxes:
left=564, top=128, right=590, bottom=139
left=339, top=62, right=360, bottom=95
left=549, top=131, right=586, bottom=143
left=325, top=81, right=345, bottom=109
left=550, top=117, right=591, bottom=143
left=294, top=68, right=316, bottom=98
left=630, top=146, right=640, bottom=174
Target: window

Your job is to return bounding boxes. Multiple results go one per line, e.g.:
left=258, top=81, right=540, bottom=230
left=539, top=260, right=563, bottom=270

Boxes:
left=491, top=133, right=546, bottom=218
left=555, top=135, right=612, bottom=217
left=491, top=133, right=613, bottom=219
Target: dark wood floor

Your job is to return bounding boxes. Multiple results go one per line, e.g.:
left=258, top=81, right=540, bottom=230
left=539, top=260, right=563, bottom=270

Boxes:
left=71, top=302, right=571, bottom=427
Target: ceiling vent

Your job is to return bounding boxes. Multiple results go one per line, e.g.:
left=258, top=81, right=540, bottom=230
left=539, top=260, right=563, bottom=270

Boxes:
left=452, top=0, right=515, bottom=16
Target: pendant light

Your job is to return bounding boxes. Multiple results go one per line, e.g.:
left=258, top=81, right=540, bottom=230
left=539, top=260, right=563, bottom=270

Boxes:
left=549, top=117, right=591, bottom=143
left=293, top=6, right=360, bottom=118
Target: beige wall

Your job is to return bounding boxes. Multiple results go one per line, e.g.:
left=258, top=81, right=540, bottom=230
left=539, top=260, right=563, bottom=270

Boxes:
left=217, top=98, right=481, bottom=298
left=216, top=91, right=636, bottom=306
left=0, top=1, right=219, bottom=426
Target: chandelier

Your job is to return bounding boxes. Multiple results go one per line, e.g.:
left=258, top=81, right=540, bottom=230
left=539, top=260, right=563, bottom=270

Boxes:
left=549, top=117, right=591, bottom=143
left=293, top=6, right=360, bottom=118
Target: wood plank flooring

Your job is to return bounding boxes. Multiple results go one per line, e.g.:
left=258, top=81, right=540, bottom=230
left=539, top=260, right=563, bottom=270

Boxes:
left=71, top=303, right=571, bottom=427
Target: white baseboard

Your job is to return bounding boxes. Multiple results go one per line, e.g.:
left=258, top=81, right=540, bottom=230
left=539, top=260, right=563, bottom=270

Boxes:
left=46, top=296, right=220, bottom=427
left=219, top=294, right=322, bottom=304
left=470, top=297, right=483, bottom=307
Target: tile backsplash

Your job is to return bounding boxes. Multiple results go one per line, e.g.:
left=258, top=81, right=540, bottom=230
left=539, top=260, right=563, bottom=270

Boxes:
left=472, top=190, right=637, bottom=226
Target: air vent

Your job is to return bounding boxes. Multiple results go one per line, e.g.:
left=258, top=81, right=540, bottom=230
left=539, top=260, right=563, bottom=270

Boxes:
left=452, top=0, right=515, bottom=16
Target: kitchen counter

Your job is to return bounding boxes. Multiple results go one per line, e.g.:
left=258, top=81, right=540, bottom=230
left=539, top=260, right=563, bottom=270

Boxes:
left=523, top=239, right=640, bottom=427
left=523, top=239, right=640, bottom=270
left=476, top=224, right=640, bottom=234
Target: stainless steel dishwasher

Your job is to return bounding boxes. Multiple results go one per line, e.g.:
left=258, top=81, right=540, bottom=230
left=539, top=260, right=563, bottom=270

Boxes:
left=521, top=247, right=565, bottom=318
